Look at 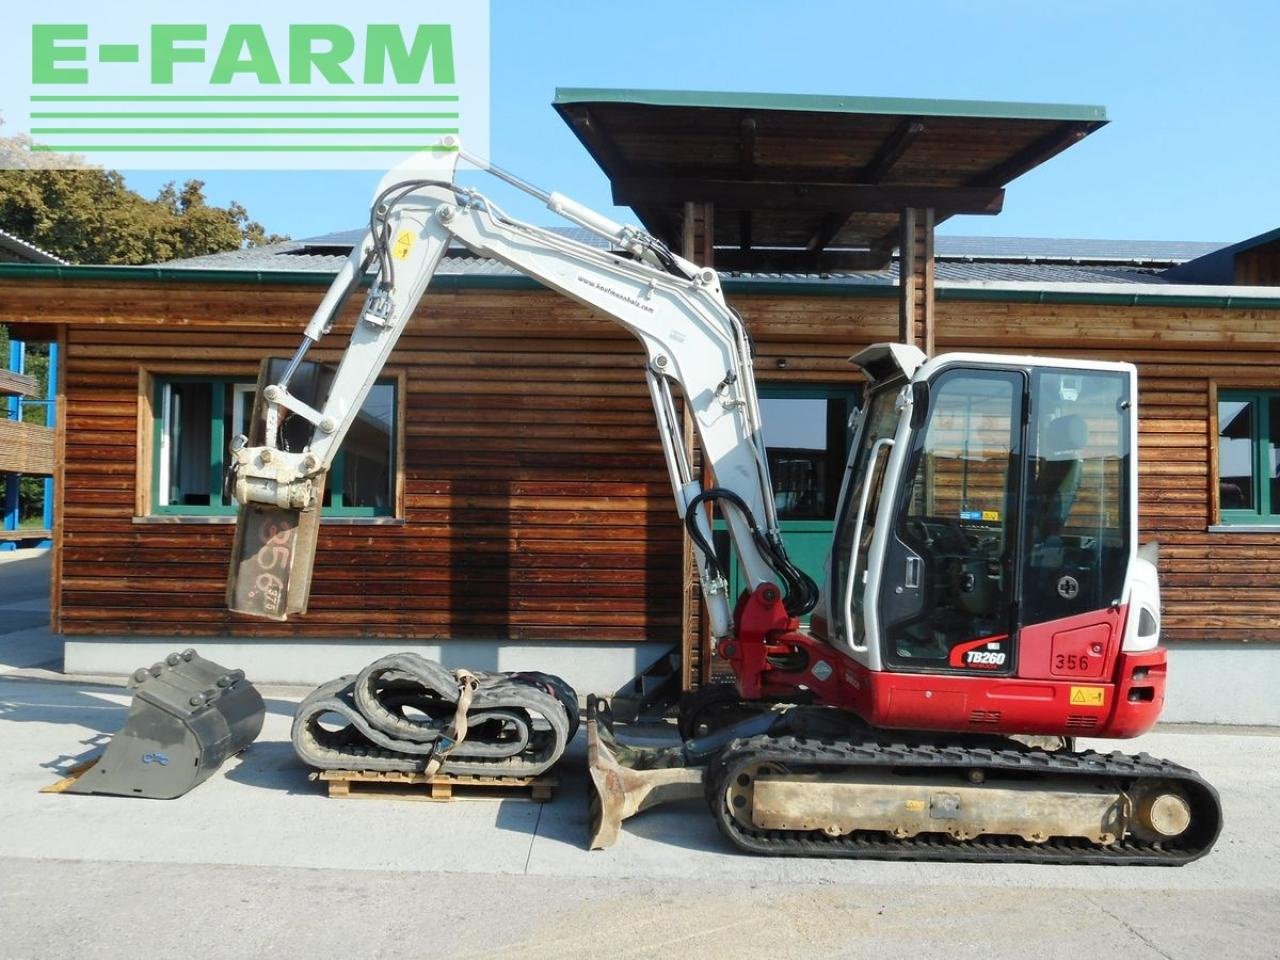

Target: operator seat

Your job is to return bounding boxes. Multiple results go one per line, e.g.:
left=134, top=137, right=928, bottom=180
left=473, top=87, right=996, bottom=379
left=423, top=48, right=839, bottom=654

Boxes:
left=1033, top=414, right=1088, bottom=540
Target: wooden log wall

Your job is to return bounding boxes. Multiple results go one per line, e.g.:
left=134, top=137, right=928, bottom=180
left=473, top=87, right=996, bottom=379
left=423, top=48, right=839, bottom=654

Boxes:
left=931, top=297, right=1280, bottom=644
left=46, top=285, right=680, bottom=640
left=0, top=276, right=1276, bottom=651
left=1235, top=241, right=1280, bottom=286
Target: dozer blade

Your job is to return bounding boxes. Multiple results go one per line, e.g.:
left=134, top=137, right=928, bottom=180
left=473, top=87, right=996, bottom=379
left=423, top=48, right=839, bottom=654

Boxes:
left=62, top=650, right=264, bottom=799
left=585, top=695, right=703, bottom=850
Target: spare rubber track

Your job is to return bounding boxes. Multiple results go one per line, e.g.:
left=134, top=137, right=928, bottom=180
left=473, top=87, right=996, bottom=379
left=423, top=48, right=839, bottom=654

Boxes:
left=707, top=734, right=1222, bottom=866
left=293, top=653, right=578, bottom=777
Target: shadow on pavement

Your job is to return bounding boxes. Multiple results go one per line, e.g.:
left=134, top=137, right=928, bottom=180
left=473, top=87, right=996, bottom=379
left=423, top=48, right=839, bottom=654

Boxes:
left=1, top=610, right=51, bottom=634
left=39, top=732, right=116, bottom=777
left=489, top=731, right=592, bottom=850
left=0, top=550, right=52, bottom=610
left=222, top=740, right=319, bottom=796
left=0, top=676, right=128, bottom=732
left=0, top=675, right=126, bottom=778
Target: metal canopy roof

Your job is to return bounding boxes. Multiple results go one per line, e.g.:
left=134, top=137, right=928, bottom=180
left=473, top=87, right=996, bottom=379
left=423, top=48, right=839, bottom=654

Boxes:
left=553, top=87, right=1107, bottom=272
left=0, top=228, right=66, bottom=265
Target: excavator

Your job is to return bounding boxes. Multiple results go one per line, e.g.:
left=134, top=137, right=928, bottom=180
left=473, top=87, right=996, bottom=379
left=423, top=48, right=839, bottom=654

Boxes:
left=225, top=143, right=1221, bottom=865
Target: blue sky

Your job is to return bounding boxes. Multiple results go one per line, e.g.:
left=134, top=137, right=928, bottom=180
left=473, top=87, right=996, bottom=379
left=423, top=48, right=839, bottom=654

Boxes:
left=121, top=0, right=1280, bottom=245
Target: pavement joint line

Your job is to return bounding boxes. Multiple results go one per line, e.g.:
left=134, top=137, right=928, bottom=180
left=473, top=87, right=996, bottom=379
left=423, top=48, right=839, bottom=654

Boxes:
left=523, top=801, right=544, bottom=875
left=0, top=849, right=1257, bottom=891
left=1085, top=893, right=1178, bottom=960
left=0, top=699, right=121, bottom=710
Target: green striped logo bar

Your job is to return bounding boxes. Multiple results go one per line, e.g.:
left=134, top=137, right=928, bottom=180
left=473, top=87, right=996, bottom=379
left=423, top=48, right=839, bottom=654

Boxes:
left=4, top=2, right=491, bottom=170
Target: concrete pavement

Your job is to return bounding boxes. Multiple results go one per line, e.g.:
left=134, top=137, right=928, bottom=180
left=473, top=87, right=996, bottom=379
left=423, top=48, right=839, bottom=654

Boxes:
left=1, top=549, right=1278, bottom=959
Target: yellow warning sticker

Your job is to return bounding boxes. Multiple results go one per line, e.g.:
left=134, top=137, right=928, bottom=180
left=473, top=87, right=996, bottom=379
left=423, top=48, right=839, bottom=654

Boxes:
left=392, top=230, right=415, bottom=260
left=1069, top=686, right=1106, bottom=707
left=904, top=799, right=925, bottom=812
left=981, top=510, right=1000, bottom=522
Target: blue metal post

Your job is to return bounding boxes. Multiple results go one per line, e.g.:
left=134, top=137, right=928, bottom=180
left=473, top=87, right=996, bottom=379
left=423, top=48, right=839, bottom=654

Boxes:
left=3, top=341, right=25, bottom=550
left=39, top=341, right=57, bottom=547
left=6, top=340, right=20, bottom=420
left=0, top=478, right=15, bottom=550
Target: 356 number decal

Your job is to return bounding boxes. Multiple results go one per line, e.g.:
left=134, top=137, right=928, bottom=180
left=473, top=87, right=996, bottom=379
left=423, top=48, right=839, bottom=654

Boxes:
left=1054, top=653, right=1091, bottom=673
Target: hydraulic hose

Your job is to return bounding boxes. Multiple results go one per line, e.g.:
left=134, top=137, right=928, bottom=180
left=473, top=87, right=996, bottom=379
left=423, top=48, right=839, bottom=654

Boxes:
left=683, top=488, right=819, bottom=617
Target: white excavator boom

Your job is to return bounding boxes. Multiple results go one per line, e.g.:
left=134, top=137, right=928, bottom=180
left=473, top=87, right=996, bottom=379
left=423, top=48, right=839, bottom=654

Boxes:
left=226, top=142, right=814, bottom=628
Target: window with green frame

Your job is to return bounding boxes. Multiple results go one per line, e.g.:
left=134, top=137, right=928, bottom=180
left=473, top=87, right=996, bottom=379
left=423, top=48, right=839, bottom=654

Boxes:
left=712, top=384, right=861, bottom=600
left=1217, top=389, right=1280, bottom=524
left=151, top=376, right=398, bottom=518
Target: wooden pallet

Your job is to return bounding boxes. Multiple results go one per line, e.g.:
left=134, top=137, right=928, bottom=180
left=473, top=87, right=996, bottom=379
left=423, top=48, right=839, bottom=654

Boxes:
left=312, top=769, right=557, bottom=803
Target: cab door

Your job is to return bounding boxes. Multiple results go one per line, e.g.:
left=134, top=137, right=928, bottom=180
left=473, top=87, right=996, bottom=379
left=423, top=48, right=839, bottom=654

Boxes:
left=877, top=368, right=1025, bottom=674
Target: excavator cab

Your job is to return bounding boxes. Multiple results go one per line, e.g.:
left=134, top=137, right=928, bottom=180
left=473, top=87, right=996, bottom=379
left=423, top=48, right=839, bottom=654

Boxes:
left=812, top=345, right=1161, bottom=740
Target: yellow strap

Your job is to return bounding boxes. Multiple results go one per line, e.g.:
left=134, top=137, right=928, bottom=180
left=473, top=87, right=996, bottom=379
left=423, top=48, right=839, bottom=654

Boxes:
left=424, top=669, right=480, bottom=777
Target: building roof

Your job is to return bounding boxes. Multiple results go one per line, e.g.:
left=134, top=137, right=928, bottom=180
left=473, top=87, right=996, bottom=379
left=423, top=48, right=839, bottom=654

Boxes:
left=1162, top=226, right=1280, bottom=284
left=153, top=229, right=1225, bottom=287
left=4, top=224, right=1272, bottom=311
left=552, top=88, right=1108, bottom=123
left=162, top=226, right=610, bottom=274
left=552, top=87, right=1107, bottom=272
left=929, top=236, right=1223, bottom=263
left=0, top=228, right=66, bottom=265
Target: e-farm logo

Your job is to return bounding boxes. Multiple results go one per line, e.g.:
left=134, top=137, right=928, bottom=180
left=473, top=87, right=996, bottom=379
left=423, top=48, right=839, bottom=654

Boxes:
left=2, top=1, right=490, bottom=170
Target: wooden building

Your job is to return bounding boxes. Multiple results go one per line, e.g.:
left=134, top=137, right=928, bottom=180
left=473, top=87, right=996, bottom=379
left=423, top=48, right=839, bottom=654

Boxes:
left=0, top=90, right=1276, bottom=723
left=1, top=230, right=61, bottom=547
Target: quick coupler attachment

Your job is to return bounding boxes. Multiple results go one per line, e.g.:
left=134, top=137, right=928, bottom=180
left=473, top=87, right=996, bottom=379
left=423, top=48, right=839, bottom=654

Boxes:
left=585, top=694, right=703, bottom=850
left=63, top=650, right=265, bottom=799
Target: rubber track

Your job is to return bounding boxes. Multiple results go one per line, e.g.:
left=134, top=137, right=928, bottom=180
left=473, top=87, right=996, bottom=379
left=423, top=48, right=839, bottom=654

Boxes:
left=707, top=734, right=1223, bottom=866
left=293, top=653, right=578, bottom=777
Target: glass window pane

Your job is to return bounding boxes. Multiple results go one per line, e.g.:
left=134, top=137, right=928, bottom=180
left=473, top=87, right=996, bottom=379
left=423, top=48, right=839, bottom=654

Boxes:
left=831, top=388, right=899, bottom=645
left=1218, top=399, right=1255, bottom=510
left=162, top=382, right=212, bottom=506
left=221, top=383, right=256, bottom=507
left=342, top=383, right=396, bottom=510
left=760, top=396, right=848, bottom=520
left=1270, top=397, right=1280, bottom=517
left=906, top=377, right=1016, bottom=525
left=171, top=375, right=397, bottom=516
left=884, top=371, right=1019, bottom=667
left=1023, top=370, right=1131, bottom=626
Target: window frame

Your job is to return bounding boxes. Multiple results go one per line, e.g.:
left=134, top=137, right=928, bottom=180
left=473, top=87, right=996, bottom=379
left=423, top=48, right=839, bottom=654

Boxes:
left=135, top=365, right=406, bottom=523
left=1213, top=384, right=1280, bottom=526
left=755, top=382, right=863, bottom=524
left=711, top=381, right=862, bottom=606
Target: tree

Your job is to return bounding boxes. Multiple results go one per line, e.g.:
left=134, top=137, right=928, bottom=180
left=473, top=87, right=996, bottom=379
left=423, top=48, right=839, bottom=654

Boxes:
left=0, top=134, right=288, bottom=528
left=0, top=133, right=287, bottom=264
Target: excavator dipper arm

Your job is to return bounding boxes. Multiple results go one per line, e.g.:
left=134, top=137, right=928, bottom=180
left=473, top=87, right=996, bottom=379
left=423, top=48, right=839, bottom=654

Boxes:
left=226, top=145, right=811, bottom=627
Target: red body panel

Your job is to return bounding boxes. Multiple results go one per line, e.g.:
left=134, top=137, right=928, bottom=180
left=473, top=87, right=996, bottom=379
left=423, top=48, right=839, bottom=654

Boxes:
left=722, top=585, right=1166, bottom=740
left=1104, top=648, right=1168, bottom=737
left=1018, top=607, right=1124, bottom=681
